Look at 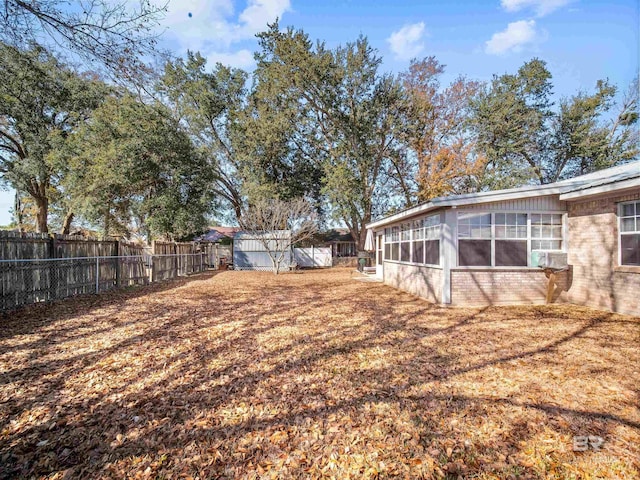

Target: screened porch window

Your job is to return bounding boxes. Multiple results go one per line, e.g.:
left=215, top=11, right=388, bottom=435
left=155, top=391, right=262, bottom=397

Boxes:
left=400, top=222, right=411, bottom=262
left=424, top=214, right=441, bottom=265
left=382, top=214, right=441, bottom=266
left=458, top=213, right=491, bottom=266
left=495, top=213, right=528, bottom=266
left=384, top=226, right=400, bottom=261
left=411, top=219, right=424, bottom=263
left=457, top=212, right=564, bottom=267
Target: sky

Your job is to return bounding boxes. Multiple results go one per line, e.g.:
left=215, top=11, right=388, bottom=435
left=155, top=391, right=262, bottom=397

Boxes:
left=1, top=0, right=638, bottom=226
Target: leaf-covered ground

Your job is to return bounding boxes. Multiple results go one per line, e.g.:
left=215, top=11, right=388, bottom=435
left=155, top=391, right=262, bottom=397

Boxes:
left=1, top=268, right=638, bottom=479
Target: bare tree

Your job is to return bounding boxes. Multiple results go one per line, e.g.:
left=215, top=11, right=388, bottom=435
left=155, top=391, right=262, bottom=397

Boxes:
left=0, top=0, right=167, bottom=82
left=239, top=198, right=318, bottom=275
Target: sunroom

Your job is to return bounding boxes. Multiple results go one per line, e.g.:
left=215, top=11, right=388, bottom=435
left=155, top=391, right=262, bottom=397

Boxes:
left=365, top=161, right=640, bottom=314
left=372, top=200, right=569, bottom=306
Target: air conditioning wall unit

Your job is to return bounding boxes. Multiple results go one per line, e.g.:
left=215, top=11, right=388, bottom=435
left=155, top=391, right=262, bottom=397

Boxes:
left=533, top=251, right=568, bottom=270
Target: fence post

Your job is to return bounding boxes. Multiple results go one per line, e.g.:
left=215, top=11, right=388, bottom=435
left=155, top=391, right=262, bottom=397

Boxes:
left=150, top=240, right=156, bottom=283
left=114, top=240, right=120, bottom=287
left=95, top=256, right=99, bottom=293
left=48, top=234, right=57, bottom=301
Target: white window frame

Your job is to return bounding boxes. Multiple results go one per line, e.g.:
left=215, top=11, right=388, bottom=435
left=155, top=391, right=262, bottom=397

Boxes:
left=423, top=213, right=442, bottom=266
left=381, top=213, right=442, bottom=266
left=455, top=211, right=567, bottom=268
left=400, top=222, right=411, bottom=262
left=618, top=201, right=640, bottom=267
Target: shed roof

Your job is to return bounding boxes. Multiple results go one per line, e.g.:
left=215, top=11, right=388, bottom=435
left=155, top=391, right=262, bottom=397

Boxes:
left=234, top=230, right=291, bottom=240
left=366, top=161, right=640, bottom=230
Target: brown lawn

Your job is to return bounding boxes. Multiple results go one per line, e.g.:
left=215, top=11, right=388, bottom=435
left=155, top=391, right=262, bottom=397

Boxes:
left=0, top=268, right=638, bottom=479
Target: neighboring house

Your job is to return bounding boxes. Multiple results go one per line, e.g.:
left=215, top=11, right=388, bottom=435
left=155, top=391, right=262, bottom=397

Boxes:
left=320, top=228, right=358, bottom=257
left=196, top=226, right=240, bottom=244
left=366, top=161, right=640, bottom=316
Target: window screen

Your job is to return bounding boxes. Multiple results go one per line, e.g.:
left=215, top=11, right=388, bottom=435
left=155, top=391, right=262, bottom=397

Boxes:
left=495, top=213, right=528, bottom=266
left=425, top=240, right=440, bottom=265
left=458, top=213, right=492, bottom=266
left=459, top=240, right=491, bottom=266
left=412, top=240, right=424, bottom=263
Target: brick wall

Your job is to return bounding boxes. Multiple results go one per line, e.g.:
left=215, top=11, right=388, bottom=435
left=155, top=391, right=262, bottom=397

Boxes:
left=384, top=261, right=442, bottom=303
left=564, top=191, right=640, bottom=316
left=450, top=268, right=570, bottom=306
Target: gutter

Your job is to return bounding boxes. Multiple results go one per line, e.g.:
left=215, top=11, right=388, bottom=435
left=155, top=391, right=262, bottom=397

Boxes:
left=559, top=177, right=640, bottom=200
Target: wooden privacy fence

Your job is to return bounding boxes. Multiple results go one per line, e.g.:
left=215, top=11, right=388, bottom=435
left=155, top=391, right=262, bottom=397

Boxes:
left=0, top=232, right=214, bottom=312
left=150, top=241, right=204, bottom=282
left=199, top=244, right=232, bottom=269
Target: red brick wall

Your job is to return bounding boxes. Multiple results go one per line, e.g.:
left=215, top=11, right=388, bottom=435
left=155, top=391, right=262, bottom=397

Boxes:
left=450, top=269, right=569, bottom=306
left=564, top=191, right=640, bottom=316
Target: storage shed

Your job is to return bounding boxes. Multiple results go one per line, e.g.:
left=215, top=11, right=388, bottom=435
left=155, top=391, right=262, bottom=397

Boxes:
left=233, top=230, right=293, bottom=271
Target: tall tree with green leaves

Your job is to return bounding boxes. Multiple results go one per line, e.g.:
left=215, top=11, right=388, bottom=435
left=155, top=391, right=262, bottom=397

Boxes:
left=471, top=59, right=638, bottom=189
left=158, top=53, right=248, bottom=220
left=241, top=57, right=325, bottom=210
left=255, top=23, right=406, bottom=248
left=0, top=43, right=108, bottom=232
left=470, top=58, right=553, bottom=189
left=66, top=94, right=214, bottom=240
left=548, top=78, right=638, bottom=181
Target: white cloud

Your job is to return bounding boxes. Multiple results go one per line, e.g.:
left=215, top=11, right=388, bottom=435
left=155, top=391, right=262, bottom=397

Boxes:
left=485, top=20, right=539, bottom=55
left=387, top=22, right=426, bottom=61
left=158, top=0, right=291, bottom=68
left=236, top=0, right=291, bottom=39
left=500, top=0, right=572, bottom=17
left=206, top=49, right=255, bottom=69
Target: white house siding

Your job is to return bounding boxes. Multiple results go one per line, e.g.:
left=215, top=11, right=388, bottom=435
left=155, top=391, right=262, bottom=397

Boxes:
left=462, top=194, right=565, bottom=212
left=383, top=261, right=442, bottom=304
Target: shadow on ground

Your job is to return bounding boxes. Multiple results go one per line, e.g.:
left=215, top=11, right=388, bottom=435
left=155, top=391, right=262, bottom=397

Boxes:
left=0, top=268, right=638, bottom=479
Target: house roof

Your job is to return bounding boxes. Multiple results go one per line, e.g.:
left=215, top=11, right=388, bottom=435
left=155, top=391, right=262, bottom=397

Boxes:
left=323, top=228, right=355, bottom=242
left=366, top=161, right=640, bottom=230
left=196, top=226, right=240, bottom=242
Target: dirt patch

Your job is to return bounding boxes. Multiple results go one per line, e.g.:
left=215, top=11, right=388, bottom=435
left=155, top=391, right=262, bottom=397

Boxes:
left=1, top=268, right=638, bottom=479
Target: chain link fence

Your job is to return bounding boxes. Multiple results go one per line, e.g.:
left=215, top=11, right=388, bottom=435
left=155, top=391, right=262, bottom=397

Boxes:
left=1, top=253, right=207, bottom=312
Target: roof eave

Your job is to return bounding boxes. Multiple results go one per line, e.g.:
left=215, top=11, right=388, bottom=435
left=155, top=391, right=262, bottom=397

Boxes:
left=366, top=186, right=567, bottom=230
left=559, top=177, right=640, bottom=200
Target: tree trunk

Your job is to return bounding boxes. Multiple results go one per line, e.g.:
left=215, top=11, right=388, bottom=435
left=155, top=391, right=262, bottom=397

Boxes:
left=356, top=213, right=372, bottom=251
left=358, top=228, right=368, bottom=251
left=233, top=200, right=243, bottom=224
left=14, top=192, right=24, bottom=233
left=60, top=211, right=74, bottom=234
left=34, top=195, right=49, bottom=233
